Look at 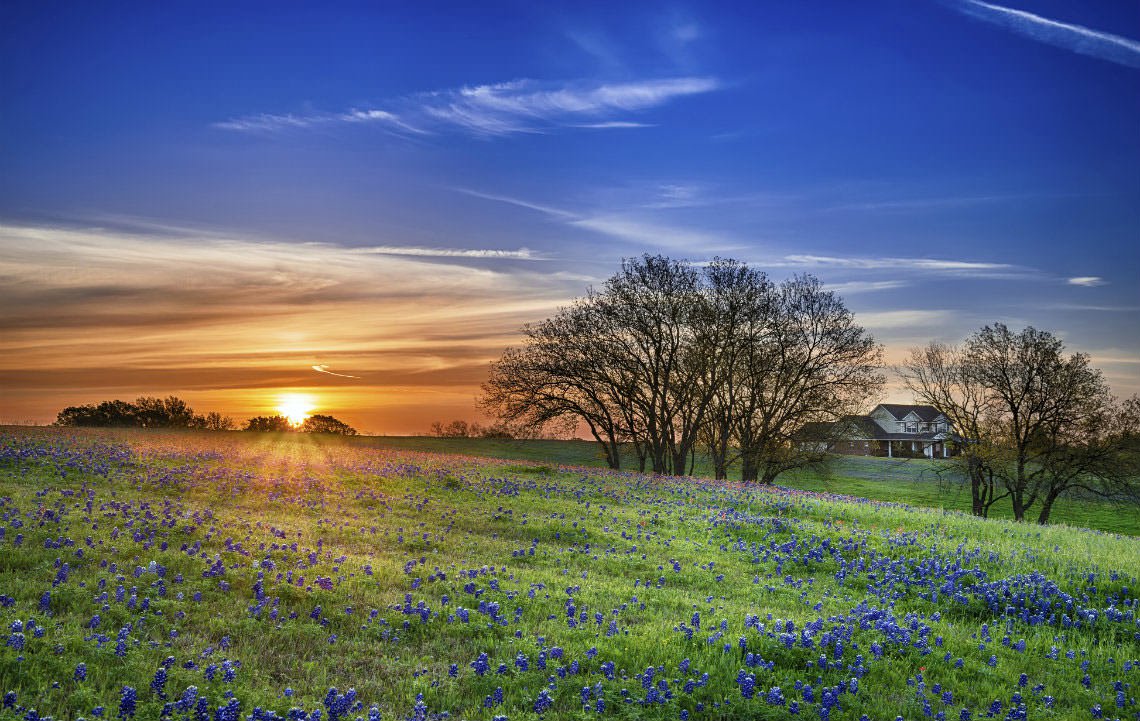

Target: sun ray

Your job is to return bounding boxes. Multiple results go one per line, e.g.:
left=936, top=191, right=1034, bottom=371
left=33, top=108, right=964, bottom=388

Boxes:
left=276, top=393, right=315, bottom=427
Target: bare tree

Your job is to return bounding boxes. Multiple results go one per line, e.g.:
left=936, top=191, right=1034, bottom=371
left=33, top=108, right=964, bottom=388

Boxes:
left=732, top=275, right=884, bottom=483
left=900, top=342, right=1007, bottom=517
left=1030, top=394, right=1140, bottom=524
left=481, top=298, right=634, bottom=468
left=964, top=324, right=1114, bottom=521
left=593, top=255, right=718, bottom=475
left=699, top=260, right=777, bottom=479
left=907, top=324, right=1137, bottom=524
left=483, top=256, right=883, bottom=482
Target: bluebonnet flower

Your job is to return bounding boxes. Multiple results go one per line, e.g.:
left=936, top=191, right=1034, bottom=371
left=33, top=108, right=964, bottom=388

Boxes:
left=118, top=686, right=137, bottom=718
left=534, top=688, right=553, bottom=714
left=471, top=652, right=490, bottom=676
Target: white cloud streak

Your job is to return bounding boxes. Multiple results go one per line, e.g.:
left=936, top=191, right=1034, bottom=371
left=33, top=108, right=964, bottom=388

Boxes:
left=570, top=215, right=738, bottom=251
left=350, top=245, right=539, bottom=260
left=1067, top=276, right=1107, bottom=287
left=451, top=188, right=578, bottom=219
left=215, top=76, right=719, bottom=137
left=783, top=254, right=1018, bottom=275
left=312, top=364, right=361, bottom=379
left=213, top=108, right=425, bottom=134
left=825, top=280, right=910, bottom=294
left=858, top=310, right=957, bottom=330
left=570, top=121, right=655, bottom=129
left=949, top=0, right=1140, bottom=69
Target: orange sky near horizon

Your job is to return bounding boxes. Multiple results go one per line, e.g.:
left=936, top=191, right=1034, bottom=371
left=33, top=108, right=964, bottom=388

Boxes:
left=3, top=221, right=1139, bottom=435
left=0, top=222, right=583, bottom=434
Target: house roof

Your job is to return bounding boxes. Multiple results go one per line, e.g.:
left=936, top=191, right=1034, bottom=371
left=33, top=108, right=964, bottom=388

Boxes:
left=799, top=414, right=956, bottom=443
left=876, top=403, right=945, bottom=422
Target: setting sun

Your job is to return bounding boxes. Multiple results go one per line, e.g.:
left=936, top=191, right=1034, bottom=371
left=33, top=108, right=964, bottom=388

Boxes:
left=277, top=393, right=315, bottom=427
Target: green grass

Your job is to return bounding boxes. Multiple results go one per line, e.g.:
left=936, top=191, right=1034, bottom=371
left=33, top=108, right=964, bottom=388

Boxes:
left=0, top=427, right=1138, bottom=721
left=354, top=434, right=1140, bottom=537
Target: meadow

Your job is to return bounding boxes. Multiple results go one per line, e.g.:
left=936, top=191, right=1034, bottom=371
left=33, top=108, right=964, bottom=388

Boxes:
left=1, top=427, right=1138, bottom=720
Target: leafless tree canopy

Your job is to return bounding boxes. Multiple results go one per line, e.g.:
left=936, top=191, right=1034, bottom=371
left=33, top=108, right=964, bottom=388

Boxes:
left=481, top=255, right=885, bottom=480
left=902, top=323, right=1140, bottom=524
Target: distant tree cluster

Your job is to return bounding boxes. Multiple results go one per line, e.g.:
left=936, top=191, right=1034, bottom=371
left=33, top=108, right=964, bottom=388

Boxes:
left=244, top=415, right=293, bottom=432
left=300, top=414, right=357, bottom=435
left=481, top=255, right=884, bottom=481
left=428, top=417, right=556, bottom=440
left=55, top=396, right=234, bottom=430
left=243, top=414, right=357, bottom=435
left=55, top=397, right=357, bottom=436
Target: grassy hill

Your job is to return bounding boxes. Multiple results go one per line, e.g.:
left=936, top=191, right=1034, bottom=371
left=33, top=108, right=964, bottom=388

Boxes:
left=352, top=434, right=1140, bottom=537
left=1, top=426, right=1138, bottom=720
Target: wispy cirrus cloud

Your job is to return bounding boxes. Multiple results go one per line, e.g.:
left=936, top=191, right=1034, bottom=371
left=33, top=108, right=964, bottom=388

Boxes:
left=215, top=76, right=719, bottom=137
left=782, top=254, right=1021, bottom=276
left=312, top=364, right=361, bottom=379
left=1067, top=276, right=1107, bottom=287
left=213, top=108, right=425, bottom=134
left=453, top=187, right=740, bottom=251
left=570, top=121, right=655, bottom=129
left=946, top=0, right=1140, bottom=69
left=0, top=221, right=586, bottom=429
left=825, top=280, right=910, bottom=295
left=349, top=245, right=539, bottom=260
left=858, top=310, right=957, bottom=330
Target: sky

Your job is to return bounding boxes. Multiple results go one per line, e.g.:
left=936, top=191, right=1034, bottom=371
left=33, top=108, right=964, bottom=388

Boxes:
left=1, top=0, right=1138, bottom=434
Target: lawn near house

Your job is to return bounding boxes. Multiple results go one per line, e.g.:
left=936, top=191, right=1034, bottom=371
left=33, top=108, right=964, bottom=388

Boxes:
left=1, top=426, right=1138, bottom=720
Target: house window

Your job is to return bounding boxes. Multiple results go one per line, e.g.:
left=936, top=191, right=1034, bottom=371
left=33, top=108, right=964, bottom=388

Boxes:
left=905, top=423, right=917, bottom=433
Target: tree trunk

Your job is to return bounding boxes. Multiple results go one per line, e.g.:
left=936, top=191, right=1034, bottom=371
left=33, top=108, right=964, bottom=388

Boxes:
left=740, top=454, right=759, bottom=483
left=712, top=457, right=728, bottom=480
left=635, top=443, right=647, bottom=473
left=759, top=465, right=780, bottom=485
left=586, top=425, right=619, bottom=469
left=967, top=456, right=985, bottom=517
left=671, top=447, right=690, bottom=477
left=1010, top=490, right=1025, bottom=522
left=1036, top=488, right=1063, bottom=525
left=1011, top=458, right=1027, bottom=521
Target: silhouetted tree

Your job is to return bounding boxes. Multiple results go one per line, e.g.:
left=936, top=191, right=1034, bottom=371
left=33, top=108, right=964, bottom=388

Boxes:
left=244, top=415, right=293, bottom=432
left=301, top=414, right=357, bottom=435
left=200, top=412, right=235, bottom=431
left=55, top=396, right=206, bottom=429
left=134, top=396, right=196, bottom=428
left=482, top=255, right=883, bottom=481
left=481, top=296, right=636, bottom=469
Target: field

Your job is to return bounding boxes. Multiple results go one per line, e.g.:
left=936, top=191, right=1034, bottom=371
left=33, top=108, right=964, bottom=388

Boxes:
left=356, top=436, right=1140, bottom=537
left=1, top=427, right=1138, bottom=720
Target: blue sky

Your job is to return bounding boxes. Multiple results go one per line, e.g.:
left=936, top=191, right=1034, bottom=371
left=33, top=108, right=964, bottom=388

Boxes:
left=1, top=0, right=1138, bottom=432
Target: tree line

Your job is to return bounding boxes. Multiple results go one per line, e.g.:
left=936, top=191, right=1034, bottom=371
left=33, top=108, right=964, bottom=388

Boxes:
left=481, top=254, right=1138, bottom=525
left=55, top=397, right=356, bottom=435
left=425, top=419, right=566, bottom=440
left=481, top=255, right=884, bottom=481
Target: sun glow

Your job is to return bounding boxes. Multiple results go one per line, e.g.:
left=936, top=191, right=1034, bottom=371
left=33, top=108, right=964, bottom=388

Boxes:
left=277, top=393, right=315, bottom=427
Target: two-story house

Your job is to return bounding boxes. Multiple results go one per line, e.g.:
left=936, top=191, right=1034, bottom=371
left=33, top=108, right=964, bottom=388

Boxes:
left=813, top=403, right=956, bottom=458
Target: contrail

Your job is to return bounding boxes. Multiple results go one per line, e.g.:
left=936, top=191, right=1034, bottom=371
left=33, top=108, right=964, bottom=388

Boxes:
left=950, top=0, right=1140, bottom=69
left=312, top=364, right=361, bottom=379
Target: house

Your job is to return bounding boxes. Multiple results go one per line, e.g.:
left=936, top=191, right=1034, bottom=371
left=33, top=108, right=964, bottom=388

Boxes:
left=803, top=404, right=957, bottom=458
